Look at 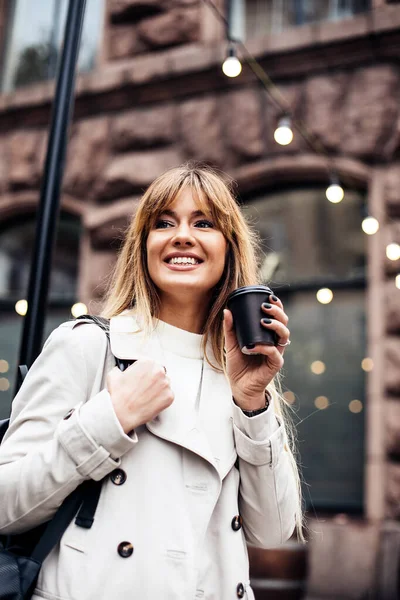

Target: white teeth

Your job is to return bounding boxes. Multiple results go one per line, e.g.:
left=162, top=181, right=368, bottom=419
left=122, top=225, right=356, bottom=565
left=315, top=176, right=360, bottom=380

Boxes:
left=169, top=257, right=199, bottom=265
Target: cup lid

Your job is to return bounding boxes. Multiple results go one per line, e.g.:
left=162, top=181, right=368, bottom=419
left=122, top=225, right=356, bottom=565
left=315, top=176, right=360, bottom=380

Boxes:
left=227, top=285, right=274, bottom=302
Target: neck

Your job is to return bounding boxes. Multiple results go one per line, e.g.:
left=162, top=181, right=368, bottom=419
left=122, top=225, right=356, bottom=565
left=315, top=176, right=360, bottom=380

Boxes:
left=158, top=295, right=209, bottom=334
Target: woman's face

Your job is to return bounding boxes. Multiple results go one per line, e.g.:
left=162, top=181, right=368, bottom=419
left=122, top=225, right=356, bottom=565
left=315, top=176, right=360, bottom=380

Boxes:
left=146, top=187, right=228, bottom=303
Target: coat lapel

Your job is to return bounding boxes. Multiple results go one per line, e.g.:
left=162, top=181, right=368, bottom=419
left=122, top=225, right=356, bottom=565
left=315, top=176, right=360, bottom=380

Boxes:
left=109, top=314, right=226, bottom=475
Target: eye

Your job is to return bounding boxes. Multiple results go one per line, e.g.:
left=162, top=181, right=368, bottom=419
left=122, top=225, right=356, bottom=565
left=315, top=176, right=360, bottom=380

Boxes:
left=154, top=219, right=174, bottom=229
left=194, top=219, right=214, bottom=228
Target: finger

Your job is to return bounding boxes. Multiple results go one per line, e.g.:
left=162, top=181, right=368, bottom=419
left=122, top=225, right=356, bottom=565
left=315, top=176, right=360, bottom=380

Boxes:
left=261, top=302, right=288, bottom=325
left=261, top=318, right=290, bottom=343
left=223, top=309, right=240, bottom=354
left=243, top=343, right=284, bottom=368
left=269, top=294, right=284, bottom=310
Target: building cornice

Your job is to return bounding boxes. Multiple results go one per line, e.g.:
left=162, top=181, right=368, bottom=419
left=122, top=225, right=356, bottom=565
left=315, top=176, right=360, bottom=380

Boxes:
left=0, top=6, right=400, bottom=132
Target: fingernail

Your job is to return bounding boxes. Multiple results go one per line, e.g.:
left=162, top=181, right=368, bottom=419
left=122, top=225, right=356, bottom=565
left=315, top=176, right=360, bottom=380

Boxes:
left=262, top=318, right=272, bottom=324
left=262, top=303, right=272, bottom=309
left=271, top=295, right=278, bottom=302
left=243, top=346, right=256, bottom=355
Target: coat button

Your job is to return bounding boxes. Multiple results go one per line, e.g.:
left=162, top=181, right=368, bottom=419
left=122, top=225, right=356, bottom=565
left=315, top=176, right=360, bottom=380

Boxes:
left=231, top=515, right=242, bottom=531
left=236, top=583, right=245, bottom=598
left=110, top=468, right=127, bottom=485
left=63, top=409, right=74, bottom=420
left=117, top=541, right=133, bottom=558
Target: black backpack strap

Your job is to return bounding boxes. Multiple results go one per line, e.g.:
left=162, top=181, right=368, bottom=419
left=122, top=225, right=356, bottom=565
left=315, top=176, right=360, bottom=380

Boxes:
left=31, top=486, right=84, bottom=563
left=75, top=314, right=110, bottom=338
left=74, top=480, right=102, bottom=529
left=73, top=315, right=134, bottom=528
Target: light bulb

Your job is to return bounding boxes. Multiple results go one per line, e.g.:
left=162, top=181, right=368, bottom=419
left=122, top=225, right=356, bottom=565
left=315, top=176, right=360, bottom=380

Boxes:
left=362, top=217, right=379, bottom=235
left=316, top=288, right=333, bottom=304
left=222, top=56, right=242, bottom=77
left=274, top=116, right=293, bottom=146
left=71, top=302, right=88, bottom=318
left=386, top=243, right=400, bottom=261
left=15, top=299, right=28, bottom=316
left=222, top=44, right=242, bottom=78
left=326, top=182, right=344, bottom=203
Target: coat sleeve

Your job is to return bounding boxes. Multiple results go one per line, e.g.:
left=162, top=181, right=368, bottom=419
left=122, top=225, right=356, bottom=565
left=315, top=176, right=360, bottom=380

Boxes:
left=232, top=400, right=298, bottom=548
left=0, top=323, right=137, bottom=535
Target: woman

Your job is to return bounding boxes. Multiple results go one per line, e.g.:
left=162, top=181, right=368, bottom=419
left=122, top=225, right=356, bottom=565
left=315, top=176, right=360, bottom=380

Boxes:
left=0, top=164, right=301, bottom=600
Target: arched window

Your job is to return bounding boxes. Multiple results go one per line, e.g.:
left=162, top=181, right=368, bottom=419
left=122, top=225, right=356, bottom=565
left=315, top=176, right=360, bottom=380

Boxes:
left=244, top=186, right=367, bottom=513
left=0, top=212, right=81, bottom=417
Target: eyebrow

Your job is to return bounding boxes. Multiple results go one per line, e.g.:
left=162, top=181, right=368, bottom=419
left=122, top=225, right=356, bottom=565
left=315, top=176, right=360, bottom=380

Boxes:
left=160, top=209, right=207, bottom=219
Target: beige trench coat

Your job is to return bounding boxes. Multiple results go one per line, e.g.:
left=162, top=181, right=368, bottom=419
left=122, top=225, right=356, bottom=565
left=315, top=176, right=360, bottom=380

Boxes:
left=0, top=316, right=297, bottom=600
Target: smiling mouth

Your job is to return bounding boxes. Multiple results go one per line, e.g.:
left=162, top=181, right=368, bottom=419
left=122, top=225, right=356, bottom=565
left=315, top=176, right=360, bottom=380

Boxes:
left=164, top=257, right=202, bottom=266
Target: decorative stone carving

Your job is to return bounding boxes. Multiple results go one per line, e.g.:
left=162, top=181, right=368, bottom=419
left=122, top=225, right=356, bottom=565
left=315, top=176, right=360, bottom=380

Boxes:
left=341, top=65, right=400, bottom=159
left=179, top=96, right=225, bottom=166
left=95, top=148, right=182, bottom=201
left=386, top=463, right=400, bottom=519
left=385, top=337, right=400, bottom=395
left=108, top=25, right=146, bottom=60
left=386, top=279, right=400, bottom=333
left=386, top=399, right=400, bottom=457
left=223, top=88, right=264, bottom=160
left=111, top=104, right=175, bottom=151
left=304, top=73, right=348, bottom=150
left=64, top=118, right=110, bottom=199
left=110, top=0, right=164, bottom=24
left=137, top=7, right=200, bottom=49
left=8, top=130, right=46, bottom=190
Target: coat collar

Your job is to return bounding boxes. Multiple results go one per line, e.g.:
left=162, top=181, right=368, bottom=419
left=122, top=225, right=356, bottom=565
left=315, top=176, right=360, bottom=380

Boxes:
left=109, top=312, right=204, bottom=361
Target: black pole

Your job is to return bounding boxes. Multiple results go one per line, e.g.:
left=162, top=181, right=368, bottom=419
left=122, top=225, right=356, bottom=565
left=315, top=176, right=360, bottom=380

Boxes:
left=18, top=0, right=86, bottom=374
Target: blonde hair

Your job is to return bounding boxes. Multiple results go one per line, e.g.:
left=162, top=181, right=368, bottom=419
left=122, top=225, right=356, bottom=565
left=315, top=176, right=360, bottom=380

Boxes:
left=102, top=162, right=304, bottom=540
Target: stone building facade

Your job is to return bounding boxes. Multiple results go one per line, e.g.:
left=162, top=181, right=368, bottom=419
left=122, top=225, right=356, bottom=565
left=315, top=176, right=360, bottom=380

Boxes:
left=1, top=0, right=400, bottom=597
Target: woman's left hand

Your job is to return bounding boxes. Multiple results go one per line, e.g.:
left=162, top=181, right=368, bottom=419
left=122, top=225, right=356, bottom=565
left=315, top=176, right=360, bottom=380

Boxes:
left=223, top=296, right=290, bottom=411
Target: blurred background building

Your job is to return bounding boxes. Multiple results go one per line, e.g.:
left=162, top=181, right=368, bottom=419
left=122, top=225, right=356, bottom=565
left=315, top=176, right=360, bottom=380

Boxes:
left=0, top=0, right=400, bottom=597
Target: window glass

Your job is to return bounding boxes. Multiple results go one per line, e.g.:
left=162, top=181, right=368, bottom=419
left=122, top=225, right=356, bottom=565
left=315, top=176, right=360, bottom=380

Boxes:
left=0, top=213, right=81, bottom=417
left=243, top=187, right=366, bottom=285
left=245, top=187, right=366, bottom=512
left=1, top=0, right=104, bottom=92
left=244, top=0, right=370, bottom=38
left=0, top=214, right=81, bottom=300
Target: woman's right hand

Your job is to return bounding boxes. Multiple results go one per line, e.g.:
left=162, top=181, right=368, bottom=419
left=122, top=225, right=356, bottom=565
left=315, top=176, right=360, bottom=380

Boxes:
left=106, top=359, right=174, bottom=434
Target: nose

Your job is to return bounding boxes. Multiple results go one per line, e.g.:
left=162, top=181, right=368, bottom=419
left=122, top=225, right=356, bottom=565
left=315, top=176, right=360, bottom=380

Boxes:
left=172, top=223, right=195, bottom=247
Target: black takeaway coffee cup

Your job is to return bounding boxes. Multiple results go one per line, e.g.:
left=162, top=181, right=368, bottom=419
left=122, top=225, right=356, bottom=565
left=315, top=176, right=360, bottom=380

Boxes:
left=227, top=285, right=278, bottom=353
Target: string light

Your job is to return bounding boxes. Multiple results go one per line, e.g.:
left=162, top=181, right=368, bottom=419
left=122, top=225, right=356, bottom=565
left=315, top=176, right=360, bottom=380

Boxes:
left=349, top=399, right=363, bottom=413
left=361, top=216, right=379, bottom=235
left=0, top=378, right=10, bottom=392
left=361, top=358, right=373, bottom=372
left=316, top=288, right=333, bottom=304
left=222, top=42, right=242, bottom=78
left=15, top=299, right=28, bottom=316
left=274, top=115, right=293, bottom=146
left=386, top=243, right=400, bottom=261
left=314, top=396, right=329, bottom=410
left=71, top=302, right=88, bottom=318
left=283, top=390, right=296, bottom=404
left=326, top=174, right=344, bottom=204
left=310, top=361, right=326, bottom=375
